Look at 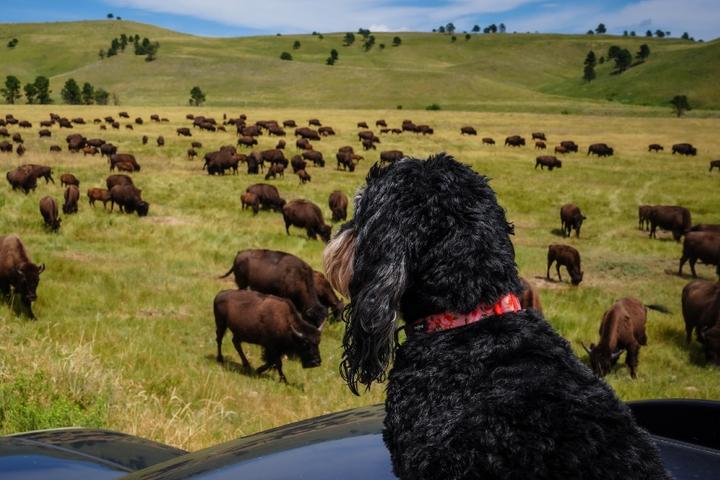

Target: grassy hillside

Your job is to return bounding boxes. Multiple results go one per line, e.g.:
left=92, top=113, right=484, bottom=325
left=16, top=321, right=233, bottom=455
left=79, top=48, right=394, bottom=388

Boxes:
left=0, top=21, right=718, bottom=112
left=0, top=105, right=719, bottom=450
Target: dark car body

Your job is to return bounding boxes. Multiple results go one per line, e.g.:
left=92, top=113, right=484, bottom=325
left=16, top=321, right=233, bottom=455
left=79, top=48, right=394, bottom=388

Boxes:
left=2, top=401, right=719, bottom=479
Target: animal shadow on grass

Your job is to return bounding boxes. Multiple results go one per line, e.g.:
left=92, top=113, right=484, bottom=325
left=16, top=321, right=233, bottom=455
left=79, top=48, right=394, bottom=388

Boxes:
left=550, top=228, right=566, bottom=237
left=655, top=324, right=708, bottom=367
left=203, top=354, right=304, bottom=389
left=665, top=269, right=715, bottom=281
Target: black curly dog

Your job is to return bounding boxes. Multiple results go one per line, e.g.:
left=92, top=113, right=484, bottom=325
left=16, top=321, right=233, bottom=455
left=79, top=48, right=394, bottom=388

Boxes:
left=324, top=154, right=670, bottom=480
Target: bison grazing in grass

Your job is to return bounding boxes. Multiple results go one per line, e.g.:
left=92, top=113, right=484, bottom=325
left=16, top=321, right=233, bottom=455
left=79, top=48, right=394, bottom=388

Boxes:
left=582, top=298, right=667, bottom=379
left=291, top=155, right=307, bottom=173
left=302, top=150, right=324, bottom=167
left=710, top=160, right=720, bottom=172
left=336, top=152, right=356, bottom=172
left=282, top=199, right=331, bottom=242
left=264, top=164, right=285, bottom=180
left=237, top=136, right=258, bottom=148
left=547, top=244, right=583, bottom=285
left=504, top=135, right=526, bottom=147
left=672, top=143, right=697, bottom=156
left=63, top=186, right=80, bottom=214
left=519, top=277, right=542, bottom=314
left=38, top=129, right=51, bottom=138
left=647, top=205, right=691, bottom=241
left=0, top=234, right=45, bottom=319
left=213, top=289, right=323, bottom=383
left=638, top=205, right=652, bottom=231
left=87, top=188, right=111, bottom=209
left=245, top=184, right=286, bottom=212
left=534, top=141, right=546, bottom=150
left=328, top=190, right=348, bottom=222
left=357, top=121, right=369, bottom=129
left=679, top=232, right=720, bottom=279
left=380, top=150, right=404, bottom=163
left=560, top=204, right=586, bottom=238
left=318, top=126, right=335, bottom=136
left=177, top=127, right=192, bottom=137
left=39, top=196, right=61, bottom=232
left=110, top=154, right=141, bottom=172
left=109, top=185, right=149, bottom=217
left=560, top=140, right=578, bottom=152
left=295, top=127, right=320, bottom=140
left=648, top=144, right=664, bottom=152
left=106, top=174, right=134, bottom=190
left=532, top=132, right=547, bottom=141
left=297, top=169, right=311, bottom=184
left=587, top=143, right=614, bottom=157
left=681, top=280, right=720, bottom=344
left=313, top=271, right=344, bottom=321
left=535, top=156, right=562, bottom=170
left=6, top=168, right=37, bottom=194
left=240, top=192, right=260, bottom=215
left=220, top=249, right=327, bottom=326
left=460, top=126, right=477, bottom=135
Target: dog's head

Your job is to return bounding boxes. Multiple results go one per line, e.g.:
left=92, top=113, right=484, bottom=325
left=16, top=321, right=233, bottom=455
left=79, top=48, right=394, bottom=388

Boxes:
left=324, top=154, right=521, bottom=394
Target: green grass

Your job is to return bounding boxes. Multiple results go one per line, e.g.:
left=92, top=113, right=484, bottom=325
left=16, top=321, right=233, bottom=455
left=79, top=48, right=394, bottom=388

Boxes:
left=0, top=21, right=719, bottom=112
left=0, top=105, right=719, bottom=450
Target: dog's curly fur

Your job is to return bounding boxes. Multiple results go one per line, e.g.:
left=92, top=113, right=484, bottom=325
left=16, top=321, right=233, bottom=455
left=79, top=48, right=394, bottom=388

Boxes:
left=325, top=154, right=670, bottom=479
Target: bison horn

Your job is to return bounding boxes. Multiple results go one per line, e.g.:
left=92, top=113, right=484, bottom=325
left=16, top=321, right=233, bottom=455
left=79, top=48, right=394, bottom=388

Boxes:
left=580, top=341, right=592, bottom=354
left=38, top=263, right=46, bottom=273
left=611, top=350, right=623, bottom=360
left=289, top=321, right=306, bottom=339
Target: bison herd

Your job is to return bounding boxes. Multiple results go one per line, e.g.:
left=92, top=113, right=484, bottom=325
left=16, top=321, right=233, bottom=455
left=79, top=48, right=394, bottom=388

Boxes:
left=1, top=109, right=718, bottom=384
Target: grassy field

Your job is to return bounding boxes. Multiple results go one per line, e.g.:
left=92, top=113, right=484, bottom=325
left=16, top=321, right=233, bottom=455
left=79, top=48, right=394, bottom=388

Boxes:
left=0, top=105, right=718, bottom=451
left=0, top=21, right=719, bottom=111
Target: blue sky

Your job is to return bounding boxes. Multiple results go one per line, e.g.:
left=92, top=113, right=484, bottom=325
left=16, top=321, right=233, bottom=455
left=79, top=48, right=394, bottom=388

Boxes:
left=3, top=0, right=719, bottom=40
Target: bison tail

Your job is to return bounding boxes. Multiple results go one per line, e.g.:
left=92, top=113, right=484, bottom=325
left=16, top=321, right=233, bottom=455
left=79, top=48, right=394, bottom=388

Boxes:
left=646, top=304, right=671, bottom=314
left=218, top=266, right=234, bottom=279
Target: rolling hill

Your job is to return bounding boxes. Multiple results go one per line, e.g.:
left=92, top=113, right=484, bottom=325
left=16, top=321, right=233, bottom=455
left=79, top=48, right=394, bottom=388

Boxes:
left=0, top=20, right=719, bottom=112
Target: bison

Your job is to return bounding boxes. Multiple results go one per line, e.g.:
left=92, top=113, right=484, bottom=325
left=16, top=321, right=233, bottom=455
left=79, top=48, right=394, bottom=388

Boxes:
left=535, top=156, right=562, bottom=170
left=554, top=145, right=568, bottom=154
left=519, top=277, right=543, bottom=314
left=588, top=143, right=614, bottom=157
left=532, top=132, right=547, bottom=141
left=106, top=174, right=134, bottom=190
left=678, top=232, right=720, bottom=278
left=318, top=126, right=335, bottom=136
left=380, top=150, right=404, bottom=163
left=264, top=164, right=285, bottom=180
left=6, top=168, right=37, bottom=194
left=39, top=196, right=61, bottom=232
left=213, top=289, right=322, bottom=382
left=282, top=199, right=331, bottom=242
left=177, top=127, right=192, bottom=137
left=328, top=190, right=348, bottom=222
left=560, top=140, right=579, bottom=152
left=710, top=160, right=720, bottom=172
left=109, top=185, right=149, bottom=216
left=638, top=205, right=652, bottom=231
left=681, top=280, right=720, bottom=344
left=535, top=141, right=546, bottom=150
left=648, top=144, right=664, bottom=152
left=220, top=249, right=327, bottom=326
left=297, top=169, right=311, bottom=184
left=0, top=234, right=45, bottom=319
left=156, top=136, right=165, bottom=147
left=560, top=204, right=586, bottom=238
left=336, top=152, right=356, bottom=172
left=672, top=143, right=697, bottom=156
left=237, top=136, right=258, bottom=148
left=582, top=298, right=666, bottom=378
left=647, top=205, right=691, bottom=241
left=504, top=135, right=526, bottom=147
left=313, top=271, right=344, bottom=320
left=110, top=154, right=140, bottom=172
left=460, top=126, right=477, bottom=135
left=245, top=184, right=286, bottom=212
left=295, top=127, right=320, bottom=140
left=38, top=129, right=51, bottom=138
left=24, top=164, right=54, bottom=184
left=87, top=188, right=111, bottom=208
left=63, top=185, right=80, bottom=214
left=547, top=244, right=583, bottom=285
left=240, top=192, right=260, bottom=215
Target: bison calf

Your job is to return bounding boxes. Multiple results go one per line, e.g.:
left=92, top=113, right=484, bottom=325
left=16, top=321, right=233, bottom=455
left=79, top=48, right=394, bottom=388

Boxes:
left=328, top=190, right=348, bottom=222
left=87, top=188, right=111, bottom=208
left=547, top=244, right=583, bottom=285
left=240, top=192, right=259, bottom=215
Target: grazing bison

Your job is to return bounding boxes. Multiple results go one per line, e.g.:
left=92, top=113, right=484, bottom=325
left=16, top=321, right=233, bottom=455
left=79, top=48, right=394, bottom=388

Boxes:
left=504, top=135, right=526, bottom=147
left=38, top=129, right=51, bottom=138
left=547, top=244, right=583, bottom=285
left=237, top=136, right=258, bottom=148
left=308, top=119, right=321, bottom=126
left=264, top=164, right=285, bottom=180
left=0, top=141, right=13, bottom=152
left=0, top=234, right=45, bottom=319
left=588, top=143, right=614, bottom=157
left=282, top=199, right=331, bottom=242
left=313, top=270, right=344, bottom=320
left=336, top=152, right=356, bottom=172
left=532, top=132, right=547, bottom=141
left=156, top=136, right=165, bottom=147
left=357, top=130, right=376, bottom=142
left=191, top=141, right=202, bottom=149
left=380, top=150, right=404, bottom=163
left=582, top=298, right=666, bottom=378
left=206, top=151, right=241, bottom=175
left=240, top=192, right=260, bottom=215
left=87, top=188, right=111, bottom=208
left=302, top=150, right=325, bottom=167
left=647, top=205, right=691, bottom=241
left=357, top=122, right=369, bottom=129
left=24, top=164, right=54, bottom=184
left=691, top=224, right=720, bottom=234
left=648, top=144, right=664, bottom=152
left=177, top=127, right=192, bottom=137
left=318, top=126, right=335, bottom=136
left=672, top=143, right=697, bottom=156
left=519, top=277, right=543, bottom=314
left=681, top=280, right=720, bottom=344
left=187, top=149, right=198, bottom=160
left=535, top=156, right=562, bottom=170
left=678, top=232, right=720, bottom=278
left=375, top=120, right=387, bottom=127
left=109, top=185, right=149, bottom=216
left=106, top=174, right=134, bottom=190
left=560, top=204, right=586, bottom=238
left=535, top=141, right=546, bottom=150
left=283, top=120, right=297, bottom=128
left=49, top=145, right=62, bottom=153
left=460, top=126, right=477, bottom=135
left=295, top=127, right=320, bottom=140
left=63, top=185, right=80, bottom=214
left=245, top=184, right=286, bottom=212
left=39, top=196, right=61, bottom=232
left=709, top=160, right=720, bottom=172
left=12, top=133, right=24, bottom=144
left=328, top=190, right=348, bottom=222
left=83, top=146, right=99, bottom=156
left=296, top=138, right=313, bottom=151
left=142, top=136, right=149, bottom=145
left=275, top=139, right=286, bottom=150
left=291, top=155, right=307, bottom=173
left=213, top=289, right=322, bottom=382
left=560, top=140, right=578, bottom=152
left=110, top=154, right=141, bottom=172
left=554, top=145, right=568, bottom=154
left=220, top=249, right=327, bottom=326
left=16, top=144, right=26, bottom=156
left=638, top=205, right=652, bottom=231
left=100, top=143, right=117, bottom=157
left=297, top=169, right=311, bottom=184
left=362, top=139, right=376, bottom=151
left=6, top=169, right=37, bottom=194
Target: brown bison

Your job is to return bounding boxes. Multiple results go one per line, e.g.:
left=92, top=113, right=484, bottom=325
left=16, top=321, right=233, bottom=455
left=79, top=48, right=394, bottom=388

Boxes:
left=6, top=168, right=37, bottom=194
left=460, top=126, right=477, bottom=135
left=672, top=143, right=697, bottom=156
left=302, top=151, right=325, bottom=168
left=560, top=140, right=579, bottom=152
left=357, top=121, right=369, bottom=128
left=283, top=120, right=297, bottom=127
left=329, top=190, right=348, bottom=222
left=106, top=174, right=134, bottom=190
left=245, top=184, right=286, bottom=212
left=177, top=127, right=192, bottom=137
left=24, top=164, right=54, bottom=184
left=291, top=155, right=307, bottom=173
left=318, top=126, right=335, bottom=136
left=532, top=132, right=547, bottom=141
left=83, top=146, right=99, bottom=156
left=362, top=139, right=376, bottom=151
left=308, top=119, right=322, bottom=126
left=582, top=298, right=667, bottom=378
left=647, top=205, right=691, bottom=241
left=109, top=185, right=149, bottom=216
left=63, top=185, right=80, bottom=214
left=297, top=169, right=311, bottom=184
left=535, top=141, right=546, bottom=150
left=380, top=150, right=404, bottom=163
left=213, top=289, right=323, bottom=382
left=710, top=160, right=720, bottom=172
left=648, top=144, right=664, bottom=152
left=237, top=136, right=258, bottom=148
left=240, top=192, right=260, bottom=215
left=638, top=205, right=652, bottom=231
left=588, top=143, right=614, bottom=157
left=313, top=270, right=344, bottom=320
left=187, top=149, right=198, bottom=160
left=376, top=120, right=387, bottom=127
left=295, top=127, right=320, bottom=140
left=679, top=232, right=720, bottom=278
left=681, top=280, right=720, bottom=344
left=49, top=145, right=61, bottom=153
left=519, top=277, right=543, bottom=314
left=156, top=136, right=165, bottom=147
left=535, top=156, right=562, bottom=170
left=0, top=141, right=13, bottom=152
left=109, top=154, right=141, bottom=172
left=39, top=196, right=61, bottom=231
left=276, top=139, right=286, bottom=150
left=690, top=224, right=720, bottom=234
left=220, top=249, right=327, bottom=326
left=100, top=143, right=117, bottom=157
left=547, top=244, right=583, bottom=285
left=504, top=135, right=526, bottom=147
left=282, top=199, right=331, bottom=242
left=336, top=152, right=356, bottom=172
left=296, top=138, right=313, bottom=150
left=560, top=204, right=586, bottom=238
left=554, top=145, right=568, bottom=154
left=38, top=129, right=51, bottom=138
left=0, top=234, right=45, bottom=319
left=264, top=164, right=285, bottom=180
left=87, top=188, right=111, bottom=208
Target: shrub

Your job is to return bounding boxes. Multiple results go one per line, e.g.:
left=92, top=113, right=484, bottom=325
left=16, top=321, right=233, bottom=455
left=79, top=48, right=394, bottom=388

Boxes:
left=426, top=103, right=441, bottom=111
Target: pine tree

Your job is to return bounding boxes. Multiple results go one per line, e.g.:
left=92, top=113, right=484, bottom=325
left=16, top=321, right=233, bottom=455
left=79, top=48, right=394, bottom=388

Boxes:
left=34, top=76, right=51, bottom=104
left=94, top=89, right=110, bottom=105
left=583, top=64, right=596, bottom=82
left=636, top=44, right=650, bottom=61
left=670, top=95, right=691, bottom=117
left=1, top=76, right=22, bottom=104
left=81, top=82, right=95, bottom=105
left=61, top=78, right=82, bottom=104
left=189, top=86, right=206, bottom=106
left=23, top=82, right=38, bottom=104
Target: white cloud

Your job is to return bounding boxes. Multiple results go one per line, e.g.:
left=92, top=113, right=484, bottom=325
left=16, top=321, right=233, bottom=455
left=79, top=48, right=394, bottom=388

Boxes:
left=602, top=0, right=720, bottom=39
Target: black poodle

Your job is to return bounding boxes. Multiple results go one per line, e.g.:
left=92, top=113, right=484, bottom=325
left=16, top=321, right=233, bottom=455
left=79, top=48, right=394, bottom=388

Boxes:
left=324, top=154, right=670, bottom=480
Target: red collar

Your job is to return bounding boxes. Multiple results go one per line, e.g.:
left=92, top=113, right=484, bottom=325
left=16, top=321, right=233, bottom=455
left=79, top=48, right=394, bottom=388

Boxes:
left=409, top=293, right=522, bottom=335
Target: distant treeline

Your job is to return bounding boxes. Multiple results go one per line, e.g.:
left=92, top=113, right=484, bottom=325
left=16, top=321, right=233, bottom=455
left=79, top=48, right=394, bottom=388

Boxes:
left=1, top=75, right=111, bottom=105
left=99, top=33, right=160, bottom=62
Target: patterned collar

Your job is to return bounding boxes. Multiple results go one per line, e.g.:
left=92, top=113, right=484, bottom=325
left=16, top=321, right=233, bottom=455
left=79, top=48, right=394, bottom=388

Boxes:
left=409, top=293, right=522, bottom=335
